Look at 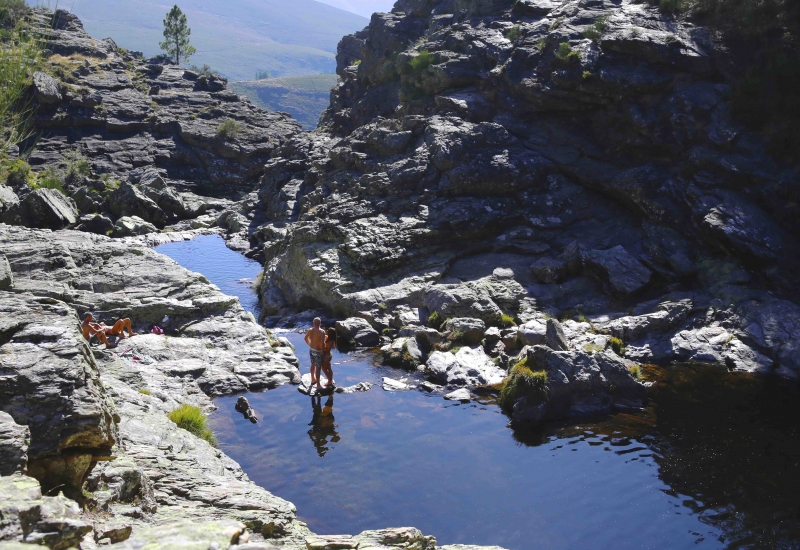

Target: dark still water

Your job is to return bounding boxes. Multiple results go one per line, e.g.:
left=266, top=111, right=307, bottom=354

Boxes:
left=156, top=235, right=800, bottom=550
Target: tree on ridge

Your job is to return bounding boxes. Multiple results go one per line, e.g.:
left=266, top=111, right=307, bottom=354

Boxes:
left=159, top=5, right=196, bottom=65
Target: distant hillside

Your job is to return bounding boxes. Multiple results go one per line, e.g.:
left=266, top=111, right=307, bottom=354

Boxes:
left=64, top=0, right=368, bottom=80
left=231, top=75, right=340, bottom=130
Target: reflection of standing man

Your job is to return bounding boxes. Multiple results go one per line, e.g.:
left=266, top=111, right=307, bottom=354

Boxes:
left=308, top=394, right=339, bottom=457
left=304, top=317, right=325, bottom=388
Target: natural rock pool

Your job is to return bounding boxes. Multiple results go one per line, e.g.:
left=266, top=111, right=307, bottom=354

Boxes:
left=156, top=235, right=800, bottom=550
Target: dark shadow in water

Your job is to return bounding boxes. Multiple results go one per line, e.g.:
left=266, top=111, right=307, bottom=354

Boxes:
left=308, top=394, right=340, bottom=457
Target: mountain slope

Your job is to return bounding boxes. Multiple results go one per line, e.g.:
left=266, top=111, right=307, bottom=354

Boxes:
left=65, top=0, right=368, bottom=80
left=231, top=74, right=340, bottom=129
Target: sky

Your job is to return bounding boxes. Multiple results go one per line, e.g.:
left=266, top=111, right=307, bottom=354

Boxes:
left=313, top=0, right=394, bottom=18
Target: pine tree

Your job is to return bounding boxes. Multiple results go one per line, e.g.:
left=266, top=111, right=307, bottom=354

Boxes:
left=159, top=5, right=196, bottom=65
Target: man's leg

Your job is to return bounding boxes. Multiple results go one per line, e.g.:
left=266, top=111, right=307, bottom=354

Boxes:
left=94, top=331, right=113, bottom=349
left=121, top=318, right=136, bottom=336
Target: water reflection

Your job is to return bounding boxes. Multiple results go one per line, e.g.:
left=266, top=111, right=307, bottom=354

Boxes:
left=308, top=394, right=340, bottom=457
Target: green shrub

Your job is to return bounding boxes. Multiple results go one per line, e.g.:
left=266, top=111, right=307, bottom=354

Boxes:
left=0, top=17, right=45, bottom=151
left=501, top=314, right=516, bottom=328
left=536, top=37, right=547, bottom=51
left=137, top=388, right=152, bottom=395
left=449, top=330, right=465, bottom=343
left=609, top=336, right=626, bottom=356
left=101, top=174, right=121, bottom=191
left=582, top=16, right=607, bottom=41
left=428, top=311, right=444, bottom=330
left=352, top=59, right=361, bottom=66
left=499, top=359, right=549, bottom=412
left=32, top=167, right=64, bottom=192
left=628, top=365, right=643, bottom=381
left=216, top=118, right=241, bottom=140
left=190, top=63, right=215, bottom=77
left=2, top=158, right=34, bottom=186
left=505, top=25, right=522, bottom=41
left=410, top=49, right=434, bottom=72
left=63, top=148, right=90, bottom=184
left=555, top=42, right=581, bottom=64
left=167, top=404, right=217, bottom=446
left=377, top=303, right=388, bottom=312
left=549, top=16, right=565, bottom=32
left=255, top=69, right=270, bottom=79
left=0, top=0, right=29, bottom=25
left=659, top=0, right=682, bottom=12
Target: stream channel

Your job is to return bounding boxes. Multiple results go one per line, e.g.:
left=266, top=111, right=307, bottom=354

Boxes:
left=156, top=234, right=800, bottom=550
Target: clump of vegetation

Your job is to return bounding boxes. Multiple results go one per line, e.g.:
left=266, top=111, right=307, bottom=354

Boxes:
left=428, top=311, right=444, bottom=330
left=582, top=16, right=608, bottom=42
left=137, top=388, right=152, bottom=396
left=658, top=0, right=682, bottom=12
left=449, top=345, right=463, bottom=355
left=101, top=173, right=121, bottom=191
left=0, top=0, right=29, bottom=26
left=255, top=69, right=270, bottom=79
left=377, top=303, right=388, bottom=312
left=555, top=42, right=581, bottom=64
left=1, top=158, right=35, bottom=186
left=189, top=63, right=215, bottom=77
left=216, top=118, right=241, bottom=140
left=628, top=365, right=643, bottom=381
left=449, top=330, right=466, bottom=343
left=167, top=404, right=217, bottom=446
left=505, top=24, right=522, bottom=42
left=501, top=313, right=516, bottom=328
left=352, top=59, right=361, bottom=66
left=549, top=16, right=565, bottom=32
left=0, top=10, right=45, bottom=152
left=410, top=49, right=434, bottom=72
left=31, top=167, right=64, bottom=192
left=499, top=358, right=549, bottom=412
left=63, top=148, right=90, bottom=184
left=536, top=37, right=547, bottom=51
left=609, top=336, right=626, bottom=356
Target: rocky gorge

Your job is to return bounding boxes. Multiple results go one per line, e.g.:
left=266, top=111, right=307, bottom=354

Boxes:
left=1, top=1, right=799, bottom=548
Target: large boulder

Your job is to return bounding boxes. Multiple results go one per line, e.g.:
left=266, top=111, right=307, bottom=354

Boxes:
left=545, top=318, right=569, bottom=351
left=0, top=254, right=12, bottom=290
left=0, top=475, right=92, bottom=548
left=508, top=345, right=648, bottom=425
left=424, top=284, right=503, bottom=325
left=113, top=215, right=157, bottom=237
left=110, top=520, right=249, bottom=550
left=1, top=188, right=79, bottom=230
left=106, top=182, right=167, bottom=227
left=0, top=411, right=29, bottom=475
left=517, top=319, right=547, bottom=346
left=335, top=317, right=380, bottom=347
left=0, top=185, right=19, bottom=214
left=0, top=293, right=117, bottom=498
left=32, top=71, right=62, bottom=105
left=426, top=347, right=506, bottom=386
left=77, top=213, right=114, bottom=235
left=444, top=317, right=486, bottom=345
left=381, top=336, right=423, bottom=368
left=582, top=246, right=652, bottom=296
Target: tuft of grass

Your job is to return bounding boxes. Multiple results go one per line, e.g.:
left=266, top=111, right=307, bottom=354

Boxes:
left=505, top=25, right=522, bottom=42
left=410, top=49, right=434, bottom=72
left=610, top=336, right=626, bottom=357
left=582, top=16, right=608, bottom=42
left=628, top=365, right=643, bottom=381
left=63, top=148, right=90, bottom=184
left=101, top=173, right=121, bottom=191
left=549, top=16, right=565, bottom=32
left=449, top=345, right=463, bottom=355
left=167, top=404, right=217, bottom=447
left=377, top=303, right=388, bottom=312
left=536, top=37, right=547, bottom=51
left=352, top=59, right=361, bottom=66
left=216, top=118, right=241, bottom=140
left=189, top=63, right=216, bottom=77
left=501, top=313, right=516, bottom=328
left=428, top=311, right=444, bottom=330
left=499, top=359, right=549, bottom=412
left=31, top=167, right=64, bottom=192
left=1, top=158, right=35, bottom=186
left=555, top=42, right=581, bottom=64
left=137, top=388, right=152, bottom=395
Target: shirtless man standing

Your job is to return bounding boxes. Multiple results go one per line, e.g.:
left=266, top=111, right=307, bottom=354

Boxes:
left=81, top=313, right=135, bottom=349
left=304, top=317, right=326, bottom=388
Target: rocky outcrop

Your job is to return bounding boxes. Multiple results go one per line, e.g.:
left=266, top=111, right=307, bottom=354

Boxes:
left=0, top=292, right=117, bottom=498
left=237, top=0, right=800, bottom=382
left=1, top=188, right=79, bottom=229
left=0, top=225, right=299, bottom=396
left=0, top=412, right=29, bottom=476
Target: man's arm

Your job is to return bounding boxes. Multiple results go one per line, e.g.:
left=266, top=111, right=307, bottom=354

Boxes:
left=304, top=330, right=312, bottom=346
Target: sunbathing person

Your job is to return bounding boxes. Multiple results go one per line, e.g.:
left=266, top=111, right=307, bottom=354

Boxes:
left=81, top=313, right=135, bottom=348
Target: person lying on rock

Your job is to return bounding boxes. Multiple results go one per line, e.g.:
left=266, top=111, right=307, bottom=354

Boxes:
left=321, top=327, right=337, bottom=388
left=81, top=313, right=136, bottom=348
left=305, top=317, right=326, bottom=389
